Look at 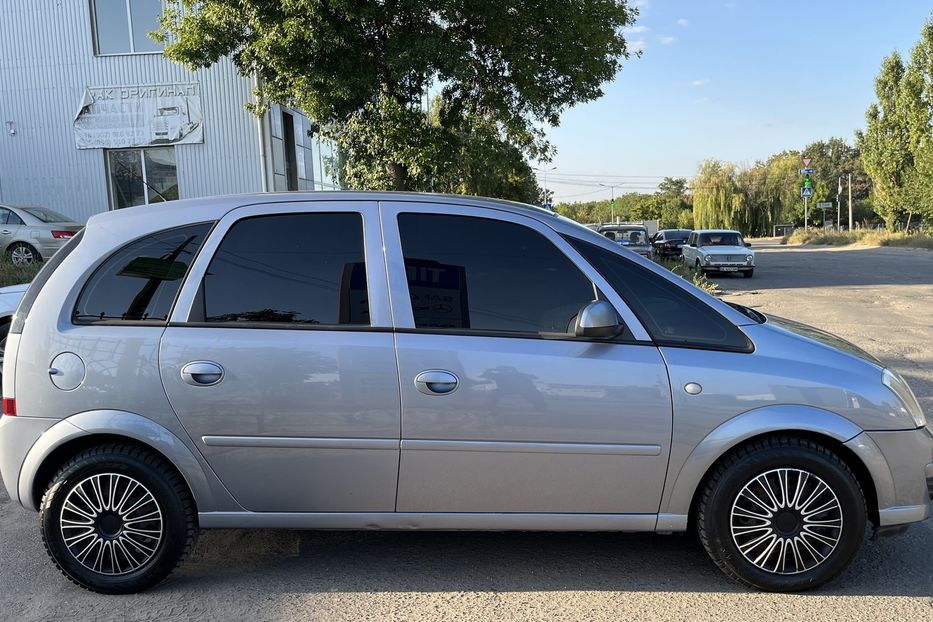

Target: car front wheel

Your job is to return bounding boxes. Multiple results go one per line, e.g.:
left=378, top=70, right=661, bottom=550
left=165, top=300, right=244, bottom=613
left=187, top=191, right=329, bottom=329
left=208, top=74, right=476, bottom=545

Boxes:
left=697, top=437, right=866, bottom=592
left=40, top=443, right=198, bottom=593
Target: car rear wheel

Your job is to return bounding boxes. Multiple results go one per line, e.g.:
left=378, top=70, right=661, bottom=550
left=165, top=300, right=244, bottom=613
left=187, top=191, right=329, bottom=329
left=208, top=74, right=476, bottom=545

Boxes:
left=696, top=437, right=866, bottom=592
left=40, top=443, right=197, bottom=594
left=7, top=242, right=40, bottom=266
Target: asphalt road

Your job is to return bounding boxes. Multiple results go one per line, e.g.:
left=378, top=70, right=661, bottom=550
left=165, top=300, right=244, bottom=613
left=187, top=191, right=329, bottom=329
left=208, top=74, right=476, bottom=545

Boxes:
left=1, top=242, right=932, bottom=621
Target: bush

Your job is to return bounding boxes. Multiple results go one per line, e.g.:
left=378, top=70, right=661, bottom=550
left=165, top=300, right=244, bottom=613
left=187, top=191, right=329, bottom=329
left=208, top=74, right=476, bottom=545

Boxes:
left=782, top=228, right=933, bottom=248
left=653, top=256, right=719, bottom=295
left=0, top=260, right=42, bottom=288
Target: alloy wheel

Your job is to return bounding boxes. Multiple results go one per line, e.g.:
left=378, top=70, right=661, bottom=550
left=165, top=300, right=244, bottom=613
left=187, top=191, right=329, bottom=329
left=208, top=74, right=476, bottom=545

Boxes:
left=59, top=473, right=164, bottom=576
left=730, top=468, right=843, bottom=575
left=10, top=245, right=35, bottom=266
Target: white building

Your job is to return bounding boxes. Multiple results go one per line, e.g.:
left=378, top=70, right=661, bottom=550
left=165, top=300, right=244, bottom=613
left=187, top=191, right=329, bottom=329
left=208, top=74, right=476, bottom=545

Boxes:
left=0, top=1, right=338, bottom=222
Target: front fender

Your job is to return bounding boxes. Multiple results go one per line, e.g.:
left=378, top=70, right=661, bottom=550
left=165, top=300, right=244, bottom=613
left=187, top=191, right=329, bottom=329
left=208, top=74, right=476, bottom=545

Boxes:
left=18, top=410, right=219, bottom=512
left=657, top=405, right=895, bottom=530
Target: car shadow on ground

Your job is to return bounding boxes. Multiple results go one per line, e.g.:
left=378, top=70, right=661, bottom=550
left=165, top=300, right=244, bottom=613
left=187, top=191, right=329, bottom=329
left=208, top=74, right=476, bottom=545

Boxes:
left=170, top=525, right=933, bottom=597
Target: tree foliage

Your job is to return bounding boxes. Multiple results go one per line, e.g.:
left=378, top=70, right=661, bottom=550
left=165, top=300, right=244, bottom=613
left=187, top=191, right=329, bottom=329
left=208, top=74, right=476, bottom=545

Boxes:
left=160, top=0, right=638, bottom=193
left=858, top=17, right=933, bottom=229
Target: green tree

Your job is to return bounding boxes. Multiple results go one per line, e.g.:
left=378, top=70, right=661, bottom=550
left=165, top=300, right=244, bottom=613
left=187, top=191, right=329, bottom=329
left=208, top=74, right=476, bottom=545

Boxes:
left=857, top=51, right=913, bottom=230
left=160, top=0, right=639, bottom=192
left=901, top=18, right=933, bottom=222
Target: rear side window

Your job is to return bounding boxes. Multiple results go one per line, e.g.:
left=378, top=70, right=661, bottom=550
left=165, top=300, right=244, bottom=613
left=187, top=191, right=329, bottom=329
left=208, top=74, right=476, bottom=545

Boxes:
left=74, top=223, right=211, bottom=323
left=566, top=237, right=752, bottom=352
left=199, top=213, right=369, bottom=326
left=398, top=213, right=595, bottom=334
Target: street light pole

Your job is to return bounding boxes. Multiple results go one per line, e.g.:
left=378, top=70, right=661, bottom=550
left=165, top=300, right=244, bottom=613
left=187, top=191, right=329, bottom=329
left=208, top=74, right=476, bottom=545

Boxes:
left=599, top=183, right=620, bottom=223
left=534, top=165, right=557, bottom=206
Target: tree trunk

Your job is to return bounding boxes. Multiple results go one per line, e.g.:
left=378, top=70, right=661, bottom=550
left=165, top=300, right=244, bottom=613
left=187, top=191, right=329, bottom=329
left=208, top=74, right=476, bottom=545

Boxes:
left=905, top=210, right=913, bottom=231
left=386, top=161, right=408, bottom=191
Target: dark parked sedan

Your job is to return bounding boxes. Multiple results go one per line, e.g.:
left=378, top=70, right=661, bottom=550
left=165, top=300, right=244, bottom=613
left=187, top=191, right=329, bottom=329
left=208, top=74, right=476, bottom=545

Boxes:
left=650, top=229, right=692, bottom=259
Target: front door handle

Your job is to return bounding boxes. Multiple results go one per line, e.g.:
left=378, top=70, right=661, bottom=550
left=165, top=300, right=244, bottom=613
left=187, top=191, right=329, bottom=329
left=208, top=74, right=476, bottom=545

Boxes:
left=181, top=361, right=224, bottom=386
left=0, top=230, right=11, bottom=235
left=414, top=370, right=459, bottom=396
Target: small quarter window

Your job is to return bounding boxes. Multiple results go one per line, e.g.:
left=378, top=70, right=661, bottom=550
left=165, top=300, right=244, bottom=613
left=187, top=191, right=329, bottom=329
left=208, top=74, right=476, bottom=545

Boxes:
left=200, top=213, right=369, bottom=326
left=566, top=237, right=752, bottom=352
left=74, top=223, right=211, bottom=323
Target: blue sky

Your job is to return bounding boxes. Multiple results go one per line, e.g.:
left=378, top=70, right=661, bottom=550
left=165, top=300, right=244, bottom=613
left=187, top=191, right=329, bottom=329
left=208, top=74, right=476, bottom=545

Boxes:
left=544, top=0, right=933, bottom=203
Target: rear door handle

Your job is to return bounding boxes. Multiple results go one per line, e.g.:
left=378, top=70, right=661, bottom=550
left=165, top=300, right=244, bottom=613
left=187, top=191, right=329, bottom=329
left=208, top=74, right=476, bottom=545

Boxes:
left=181, top=361, right=224, bottom=386
left=414, top=370, right=459, bottom=396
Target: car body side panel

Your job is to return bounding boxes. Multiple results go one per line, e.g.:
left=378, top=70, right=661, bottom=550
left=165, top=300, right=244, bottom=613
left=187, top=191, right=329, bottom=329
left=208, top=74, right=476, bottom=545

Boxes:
left=14, top=410, right=237, bottom=513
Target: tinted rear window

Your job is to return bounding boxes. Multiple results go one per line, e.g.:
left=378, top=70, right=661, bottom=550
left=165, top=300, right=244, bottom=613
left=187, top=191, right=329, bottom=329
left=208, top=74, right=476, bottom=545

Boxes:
left=566, top=237, right=752, bottom=352
left=200, top=213, right=369, bottom=326
left=73, top=223, right=211, bottom=323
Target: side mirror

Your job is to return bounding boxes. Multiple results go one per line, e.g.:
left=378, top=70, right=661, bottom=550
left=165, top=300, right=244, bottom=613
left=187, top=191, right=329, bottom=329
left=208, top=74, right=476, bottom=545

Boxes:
left=745, top=242, right=752, bottom=248
left=573, top=300, right=624, bottom=339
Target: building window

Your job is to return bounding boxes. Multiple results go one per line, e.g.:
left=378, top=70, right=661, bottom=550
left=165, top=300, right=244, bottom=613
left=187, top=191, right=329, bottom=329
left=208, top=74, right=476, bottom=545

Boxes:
left=107, top=147, right=179, bottom=210
left=92, top=0, right=164, bottom=55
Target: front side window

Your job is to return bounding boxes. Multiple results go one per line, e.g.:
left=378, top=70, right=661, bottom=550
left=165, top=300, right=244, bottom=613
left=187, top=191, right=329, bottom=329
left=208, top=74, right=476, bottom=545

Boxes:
left=398, top=213, right=595, bottom=334
left=566, top=237, right=752, bottom=352
left=92, top=0, right=164, bottom=55
left=107, top=148, right=178, bottom=209
left=74, top=223, right=211, bottom=323
left=200, top=213, right=369, bottom=326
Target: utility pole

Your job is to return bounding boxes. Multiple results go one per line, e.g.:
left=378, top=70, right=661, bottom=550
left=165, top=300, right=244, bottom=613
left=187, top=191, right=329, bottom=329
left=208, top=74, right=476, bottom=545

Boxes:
left=837, top=176, right=842, bottom=230
left=534, top=165, right=557, bottom=208
left=599, top=183, right=620, bottom=223
left=847, top=173, right=852, bottom=230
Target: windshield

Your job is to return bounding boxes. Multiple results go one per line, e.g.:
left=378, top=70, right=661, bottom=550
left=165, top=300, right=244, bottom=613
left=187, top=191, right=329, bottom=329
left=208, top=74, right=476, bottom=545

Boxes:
left=601, top=228, right=648, bottom=245
left=698, top=232, right=743, bottom=247
left=20, top=207, right=72, bottom=223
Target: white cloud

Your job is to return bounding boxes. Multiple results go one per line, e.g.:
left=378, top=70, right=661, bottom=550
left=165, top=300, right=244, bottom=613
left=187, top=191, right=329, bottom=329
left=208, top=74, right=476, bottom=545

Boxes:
left=624, top=25, right=649, bottom=34
left=693, top=96, right=711, bottom=105
left=634, top=0, right=650, bottom=7
left=677, top=18, right=689, bottom=27
left=659, top=35, right=677, bottom=45
left=629, top=39, right=647, bottom=54
left=691, top=79, right=710, bottom=87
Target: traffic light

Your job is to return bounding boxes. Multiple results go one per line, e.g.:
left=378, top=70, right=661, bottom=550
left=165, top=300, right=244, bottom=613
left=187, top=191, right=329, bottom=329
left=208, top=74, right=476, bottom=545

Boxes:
left=804, top=175, right=812, bottom=189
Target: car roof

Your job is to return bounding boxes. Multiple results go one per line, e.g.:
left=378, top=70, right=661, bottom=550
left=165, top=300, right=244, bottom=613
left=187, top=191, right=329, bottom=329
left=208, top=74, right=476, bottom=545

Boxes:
left=694, top=229, right=742, bottom=234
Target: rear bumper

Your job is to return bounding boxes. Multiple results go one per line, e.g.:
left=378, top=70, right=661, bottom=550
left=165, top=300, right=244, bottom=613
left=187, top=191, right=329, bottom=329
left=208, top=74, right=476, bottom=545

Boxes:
left=0, top=415, right=60, bottom=505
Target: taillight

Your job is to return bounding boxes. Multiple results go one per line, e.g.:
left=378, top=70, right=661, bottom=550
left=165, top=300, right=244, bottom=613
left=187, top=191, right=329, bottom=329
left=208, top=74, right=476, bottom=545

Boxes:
left=51, top=230, right=75, bottom=239
left=2, top=398, right=16, bottom=417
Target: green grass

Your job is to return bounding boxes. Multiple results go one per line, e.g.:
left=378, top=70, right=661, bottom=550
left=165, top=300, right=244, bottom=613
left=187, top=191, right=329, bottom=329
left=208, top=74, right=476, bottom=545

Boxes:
left=653, top=256, right=720, bottom=295
left=782, top=229, right=933, bottom=249
left=0, top=260, right=42, bottom=288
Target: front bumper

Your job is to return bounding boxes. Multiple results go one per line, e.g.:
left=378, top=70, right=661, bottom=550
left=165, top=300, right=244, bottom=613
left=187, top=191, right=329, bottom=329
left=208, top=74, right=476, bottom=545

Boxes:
left=861, top=427, right=933, bottom=527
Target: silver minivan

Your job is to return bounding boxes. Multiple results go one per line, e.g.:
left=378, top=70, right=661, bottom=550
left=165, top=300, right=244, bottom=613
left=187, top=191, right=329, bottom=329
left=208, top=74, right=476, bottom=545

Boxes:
left=0, top=193, right=930, bottom=594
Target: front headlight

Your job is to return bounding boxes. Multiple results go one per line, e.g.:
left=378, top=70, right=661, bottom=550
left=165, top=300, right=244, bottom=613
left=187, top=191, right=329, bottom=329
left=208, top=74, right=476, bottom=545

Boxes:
left=745, top=255, right=754, bottom=265
left=883, top=368, right=926, bottom=427
left=703, top=255, right=712, bottom=265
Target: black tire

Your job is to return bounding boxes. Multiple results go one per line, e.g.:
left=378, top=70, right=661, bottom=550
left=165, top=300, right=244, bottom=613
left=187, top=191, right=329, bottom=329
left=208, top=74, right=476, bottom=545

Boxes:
left=39, top=443, right=197, bottom=594
left=743, top=269, right=754, bottom=278
left=7, top=241, right=40, bottom=266
left=697, top=436, right=866, bottom=592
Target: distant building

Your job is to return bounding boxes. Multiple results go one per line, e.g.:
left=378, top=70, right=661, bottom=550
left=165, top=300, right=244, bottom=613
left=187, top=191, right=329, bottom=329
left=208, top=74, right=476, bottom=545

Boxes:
left=0, top=1, right=338, bottom=222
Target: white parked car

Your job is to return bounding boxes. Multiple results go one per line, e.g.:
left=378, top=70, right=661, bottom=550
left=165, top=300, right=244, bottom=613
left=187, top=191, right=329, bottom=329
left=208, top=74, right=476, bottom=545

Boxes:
left=682, top=229, right=755, bottom=278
